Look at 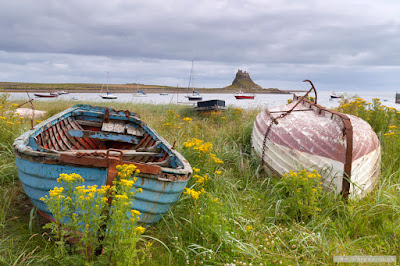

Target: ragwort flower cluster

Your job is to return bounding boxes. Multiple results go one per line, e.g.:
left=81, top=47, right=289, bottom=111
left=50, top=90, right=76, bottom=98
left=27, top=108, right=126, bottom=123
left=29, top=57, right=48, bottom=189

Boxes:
left=276, top=169, right=323, bottom=222
left=41, top=164, right=147, bottom=263
left=183, top=138, right=224, bottom=165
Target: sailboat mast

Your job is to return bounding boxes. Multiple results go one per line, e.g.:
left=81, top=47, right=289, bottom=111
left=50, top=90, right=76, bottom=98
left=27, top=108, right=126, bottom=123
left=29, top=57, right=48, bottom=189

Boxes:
left=187, top=60, right=194, bottom=95
left=106, top=71, right=109, bottom=95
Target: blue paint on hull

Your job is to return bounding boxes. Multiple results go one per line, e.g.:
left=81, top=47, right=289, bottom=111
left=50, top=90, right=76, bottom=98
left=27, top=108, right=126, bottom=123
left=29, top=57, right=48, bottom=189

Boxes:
left=15, top=157, right=189, bottom=224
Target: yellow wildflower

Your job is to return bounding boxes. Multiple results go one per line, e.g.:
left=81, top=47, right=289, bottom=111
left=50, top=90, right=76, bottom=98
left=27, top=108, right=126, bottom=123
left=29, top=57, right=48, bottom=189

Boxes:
left=197, top=142, right=213, bottom=153
left=183, top=138, right=204, bottom=148
left=183, top=117, right=192, bottom=123
left=193, top=167, right=200, bottom=173
left=209, top=153, right=224, bottom=164
left=131, top=210, right=141, bottom=216
left=49, top=187, right=64, bottom=197
left=246, top=225, right=253, bottom=232
left=215, top=170, right=222, bottom=175
left=183, top=187, right=202, bottom=200
left=121, top=179, right=134, bottom=187
left=194, top=174, right=209, bottom=184
left=135, top=226, right=145, bottom=233
left=115, top=194, right=129, bottom=200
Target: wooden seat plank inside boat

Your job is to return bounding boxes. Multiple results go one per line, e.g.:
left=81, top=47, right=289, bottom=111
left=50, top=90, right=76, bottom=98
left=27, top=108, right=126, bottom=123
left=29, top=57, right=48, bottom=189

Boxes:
left=101, top=121, right=125, bottom=133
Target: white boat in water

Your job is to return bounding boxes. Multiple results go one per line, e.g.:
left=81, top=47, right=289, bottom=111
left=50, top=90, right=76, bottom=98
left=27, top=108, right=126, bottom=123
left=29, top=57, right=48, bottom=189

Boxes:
left=185, top=91, right=202, bottom=101
left=100, top=72, right=118, bottom=99
left=252, top=80, right=381, bottom=198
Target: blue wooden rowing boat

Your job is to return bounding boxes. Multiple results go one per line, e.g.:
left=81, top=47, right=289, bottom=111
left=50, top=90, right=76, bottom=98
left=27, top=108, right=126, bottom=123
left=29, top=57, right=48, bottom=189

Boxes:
left=13, top=104, right=192, bottom=224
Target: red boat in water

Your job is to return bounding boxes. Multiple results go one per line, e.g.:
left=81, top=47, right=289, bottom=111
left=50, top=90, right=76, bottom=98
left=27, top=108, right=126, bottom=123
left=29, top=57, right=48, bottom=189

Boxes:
left=34, top=93, right=59, bottom=98
left=234, top=91, right=255, bottom=99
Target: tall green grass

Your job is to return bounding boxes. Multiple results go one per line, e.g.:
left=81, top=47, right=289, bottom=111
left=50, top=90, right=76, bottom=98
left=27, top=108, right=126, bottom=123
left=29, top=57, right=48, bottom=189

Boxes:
left=0, top=97, right=399, bottom=264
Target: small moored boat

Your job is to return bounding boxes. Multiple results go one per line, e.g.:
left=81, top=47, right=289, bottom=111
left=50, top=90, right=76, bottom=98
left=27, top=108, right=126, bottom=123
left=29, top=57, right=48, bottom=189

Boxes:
left=34, top=93, right=59, bottom=98
left=185, top=91, right=202, bottom=101
left=194, top=99, right=226, bottom=115
left=132, top=90, right=147, bottom=97
left=234, top=91, right=255, bottom=99
left=252, top=80, right=381, bottom=198
left=100, top=72, right=118, bottom=99
left=330, top=91, right=344, bottom=99
left=13, top=105, right=192, bottom=224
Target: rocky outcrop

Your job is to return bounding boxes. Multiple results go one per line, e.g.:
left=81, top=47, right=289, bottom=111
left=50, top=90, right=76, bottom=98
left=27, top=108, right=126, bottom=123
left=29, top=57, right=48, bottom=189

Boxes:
left=226, top=69, right=262, bottom=89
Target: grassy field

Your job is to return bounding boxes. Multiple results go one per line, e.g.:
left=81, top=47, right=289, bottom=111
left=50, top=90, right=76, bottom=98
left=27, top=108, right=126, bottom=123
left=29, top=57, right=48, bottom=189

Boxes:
left=0, top=95, right=399, bottom=265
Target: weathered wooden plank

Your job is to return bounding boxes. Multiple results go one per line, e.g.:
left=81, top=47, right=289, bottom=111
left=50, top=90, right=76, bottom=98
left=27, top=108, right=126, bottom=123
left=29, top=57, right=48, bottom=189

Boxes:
left=101, top=121, right=126, bottom=134
left=47, top=126, right=60, bottom=150
left=66, top=117, right=94, bottom=149
left=55, top=122, right=74, bottom=150
left=134, top=134, right=150, bottom=150
left=41, top=129, right=50, bottom=149
left=67, top=117, right=98, bottom=148
left=75, top=119, right=102, bottom=127
left=50, top=125, right=67, bottom=151
left=61, top=119, right=84, bottom=149
left=67, top=130, right=139, bottom=144
left=125, top=124, right=143, bottom=136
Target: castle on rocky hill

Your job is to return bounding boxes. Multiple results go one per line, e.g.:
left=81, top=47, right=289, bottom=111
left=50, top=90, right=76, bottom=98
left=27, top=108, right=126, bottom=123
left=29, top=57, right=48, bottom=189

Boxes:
left=227, top=69, right=262, bottom=89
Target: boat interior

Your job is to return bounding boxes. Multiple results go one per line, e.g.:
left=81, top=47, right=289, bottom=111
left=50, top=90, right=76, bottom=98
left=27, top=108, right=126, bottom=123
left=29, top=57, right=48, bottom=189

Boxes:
left=32, top=111, right=172, bottom=167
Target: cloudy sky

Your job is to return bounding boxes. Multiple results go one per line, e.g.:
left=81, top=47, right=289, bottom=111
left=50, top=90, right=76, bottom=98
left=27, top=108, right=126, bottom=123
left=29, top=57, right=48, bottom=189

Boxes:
left=0, top=0, right=399, bottom=91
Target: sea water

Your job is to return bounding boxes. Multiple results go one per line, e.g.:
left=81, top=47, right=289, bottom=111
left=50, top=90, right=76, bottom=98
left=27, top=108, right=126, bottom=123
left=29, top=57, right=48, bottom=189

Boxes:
left=6, top=90, right=399, bottom=110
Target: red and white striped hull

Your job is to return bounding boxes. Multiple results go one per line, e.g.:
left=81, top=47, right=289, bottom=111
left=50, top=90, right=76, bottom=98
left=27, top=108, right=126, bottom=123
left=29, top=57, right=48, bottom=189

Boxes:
left=251, top=95, right=381, bottom=198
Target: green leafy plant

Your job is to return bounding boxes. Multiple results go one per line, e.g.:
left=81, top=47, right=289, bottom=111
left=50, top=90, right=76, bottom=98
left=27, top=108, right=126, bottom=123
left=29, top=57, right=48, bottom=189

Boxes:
left=274, top=169, right=323, bottom=222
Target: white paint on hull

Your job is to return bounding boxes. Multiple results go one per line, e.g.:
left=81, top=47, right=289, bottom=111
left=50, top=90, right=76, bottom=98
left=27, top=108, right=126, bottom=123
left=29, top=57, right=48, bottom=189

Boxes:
left=252, top=121, right=381, bottom=198
left=252, top=125, right=344, bottom=193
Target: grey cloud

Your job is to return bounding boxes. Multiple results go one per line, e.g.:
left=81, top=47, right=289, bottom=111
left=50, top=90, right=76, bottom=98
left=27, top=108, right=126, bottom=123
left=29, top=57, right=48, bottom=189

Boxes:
left=0, top=1, right=399, bottom=90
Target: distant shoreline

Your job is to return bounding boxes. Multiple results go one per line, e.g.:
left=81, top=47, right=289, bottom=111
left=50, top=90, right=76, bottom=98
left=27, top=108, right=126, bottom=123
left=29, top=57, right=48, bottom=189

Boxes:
left=3, top=89, right=296, bottom=94
left=0, top=82, right=298, bottom=94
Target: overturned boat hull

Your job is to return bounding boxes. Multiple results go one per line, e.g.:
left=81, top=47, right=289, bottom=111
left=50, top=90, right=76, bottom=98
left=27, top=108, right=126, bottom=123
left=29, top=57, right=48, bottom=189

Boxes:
left=252, top=92, right=381, bottom=198
left=13, top=105, right=192, bottom=224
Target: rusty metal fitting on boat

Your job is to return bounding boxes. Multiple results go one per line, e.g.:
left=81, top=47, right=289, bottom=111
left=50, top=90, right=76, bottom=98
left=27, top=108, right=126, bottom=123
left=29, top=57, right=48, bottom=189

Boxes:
left=104, top=108, right=110, bottom=123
